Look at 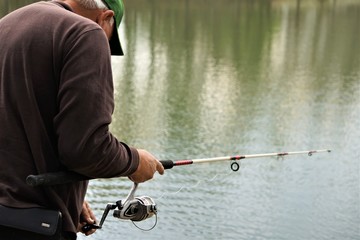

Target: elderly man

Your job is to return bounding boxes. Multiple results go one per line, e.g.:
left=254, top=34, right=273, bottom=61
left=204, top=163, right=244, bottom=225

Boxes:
left=0, top=0, right=164, bottom=239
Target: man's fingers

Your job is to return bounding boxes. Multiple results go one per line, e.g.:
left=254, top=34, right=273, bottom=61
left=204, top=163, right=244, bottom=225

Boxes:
left=82, top=201, right=95, bottom=223
left=78, top=201, right=98, bottom=236
left=157, top=160, right=165, bottom=175
left=129, top=149, right=165, bottom=183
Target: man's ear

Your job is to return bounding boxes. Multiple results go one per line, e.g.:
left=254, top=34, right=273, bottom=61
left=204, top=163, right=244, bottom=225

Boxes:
left=96, top=9, right=115, bottom=39
left=98, top=9, right=114, bottom=23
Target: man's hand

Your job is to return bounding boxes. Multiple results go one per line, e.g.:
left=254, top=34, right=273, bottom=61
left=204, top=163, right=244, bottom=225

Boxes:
left=129, top=149, right=164, bottom=183
left=78, top=201, right=97, bottom=236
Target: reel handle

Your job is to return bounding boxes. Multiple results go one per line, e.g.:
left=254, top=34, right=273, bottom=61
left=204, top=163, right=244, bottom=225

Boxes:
left=82, top=223, right=101, bottom=233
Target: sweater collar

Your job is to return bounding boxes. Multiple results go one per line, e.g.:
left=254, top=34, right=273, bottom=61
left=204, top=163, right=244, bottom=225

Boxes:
left=50, top=1, right=74, bottom=12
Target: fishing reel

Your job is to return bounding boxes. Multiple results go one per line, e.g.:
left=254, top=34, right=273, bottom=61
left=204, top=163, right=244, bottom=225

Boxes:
left=83, top=183, right=157, bottom=232
left=113, top=194, right=157, bottom=222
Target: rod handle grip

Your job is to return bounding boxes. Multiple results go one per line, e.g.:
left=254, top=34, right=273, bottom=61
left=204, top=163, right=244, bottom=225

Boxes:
left=26, top=160, right=174, bottom=187
left=160, top=160, right=174, bottom=169
left=26, top=171, right=90, bottom=187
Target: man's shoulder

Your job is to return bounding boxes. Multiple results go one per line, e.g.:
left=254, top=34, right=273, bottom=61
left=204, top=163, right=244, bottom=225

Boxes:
left=16, top=1, right=102, bottom=33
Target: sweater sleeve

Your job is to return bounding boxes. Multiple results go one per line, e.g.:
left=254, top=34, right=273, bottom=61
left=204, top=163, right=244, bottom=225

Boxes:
left=54, top=27, right=139, bottom=178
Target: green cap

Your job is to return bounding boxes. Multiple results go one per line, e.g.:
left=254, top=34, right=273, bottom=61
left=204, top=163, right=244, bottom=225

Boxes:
left=102, top=0, right=124, bottom=55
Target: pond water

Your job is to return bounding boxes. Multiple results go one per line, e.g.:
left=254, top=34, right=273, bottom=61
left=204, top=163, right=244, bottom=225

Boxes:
left=1, top=0, right=359, bottom=239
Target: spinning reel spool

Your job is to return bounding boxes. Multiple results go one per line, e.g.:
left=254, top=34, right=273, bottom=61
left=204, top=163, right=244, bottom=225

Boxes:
left=83, top=183, right=157, bottom=232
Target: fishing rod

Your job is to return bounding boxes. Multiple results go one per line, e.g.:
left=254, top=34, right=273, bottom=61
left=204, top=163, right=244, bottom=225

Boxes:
left=26, top=148, right=331, bottom=232
left=161, top=149, right=331, bottom=171
left=26, top=149, right=331, bottom=187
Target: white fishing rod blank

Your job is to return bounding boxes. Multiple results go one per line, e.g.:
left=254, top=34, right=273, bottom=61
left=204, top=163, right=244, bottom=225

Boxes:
left=160, top=149, right=331, bottom=171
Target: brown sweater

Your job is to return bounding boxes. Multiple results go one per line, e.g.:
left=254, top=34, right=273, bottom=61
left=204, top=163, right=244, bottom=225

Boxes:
left=0, top=1, right=139, bottom=237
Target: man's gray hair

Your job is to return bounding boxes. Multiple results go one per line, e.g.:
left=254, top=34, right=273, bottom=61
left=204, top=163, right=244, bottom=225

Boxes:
left=74, top=0, right=114, bottom=25
left=75, top=0, right=108, bottom=10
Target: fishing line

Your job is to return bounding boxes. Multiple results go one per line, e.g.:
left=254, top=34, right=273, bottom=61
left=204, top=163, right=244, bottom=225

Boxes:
left=131, top=213, right=158, bottom=231
left=154, top=169, right=236, bottom=201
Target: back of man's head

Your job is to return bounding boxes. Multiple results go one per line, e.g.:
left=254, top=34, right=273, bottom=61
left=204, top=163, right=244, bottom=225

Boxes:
left=64, top=0, right=124, bottom=55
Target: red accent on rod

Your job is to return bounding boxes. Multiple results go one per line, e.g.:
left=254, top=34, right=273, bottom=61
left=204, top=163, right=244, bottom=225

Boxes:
left=174, top=160, right=193, bottom=166
left=230, top=155, right=245, bottom=160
